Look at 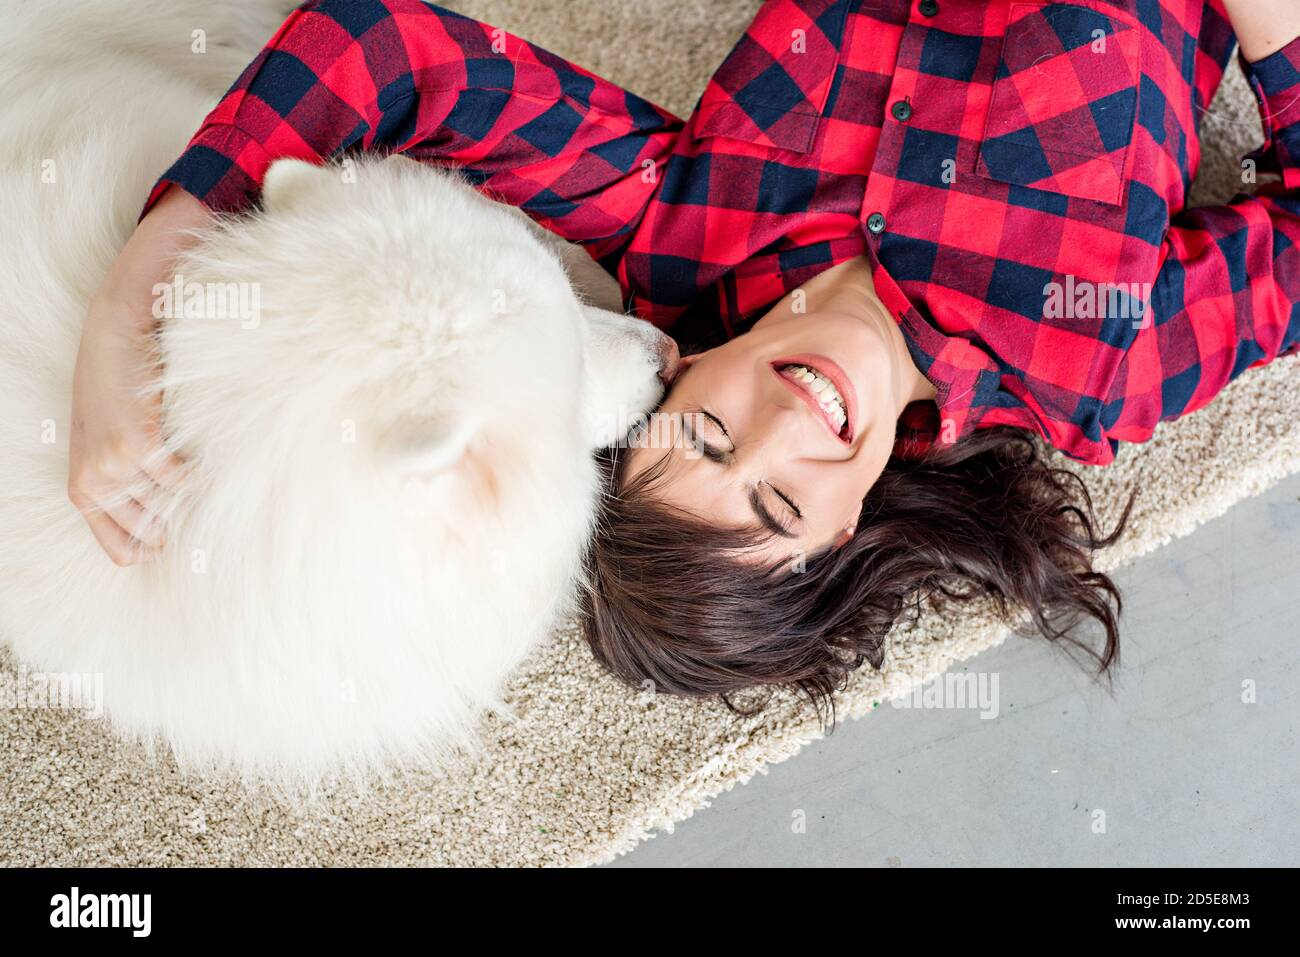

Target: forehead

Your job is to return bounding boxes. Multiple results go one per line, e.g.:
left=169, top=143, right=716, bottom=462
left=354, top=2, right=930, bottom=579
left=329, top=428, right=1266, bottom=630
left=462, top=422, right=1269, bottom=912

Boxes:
left=623, top=441, right=740, bottom=518
left=620, top=442, right=802, bottom=567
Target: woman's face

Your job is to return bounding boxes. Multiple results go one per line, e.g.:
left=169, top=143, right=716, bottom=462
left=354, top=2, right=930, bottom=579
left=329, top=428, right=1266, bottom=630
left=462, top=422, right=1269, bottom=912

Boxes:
left=623, top=273, right=926, bottom=565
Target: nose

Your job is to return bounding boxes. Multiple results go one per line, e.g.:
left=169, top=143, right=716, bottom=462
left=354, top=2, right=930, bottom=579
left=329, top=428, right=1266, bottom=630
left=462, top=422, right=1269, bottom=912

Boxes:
left=733, top=401, right=809, bottom=472
left=654, top=333, right=681, bottom=385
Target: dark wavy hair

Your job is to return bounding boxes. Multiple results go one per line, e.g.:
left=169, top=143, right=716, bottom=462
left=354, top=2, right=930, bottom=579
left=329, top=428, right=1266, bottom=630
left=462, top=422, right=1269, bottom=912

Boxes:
left=579, top=424, right=1136, bottom=724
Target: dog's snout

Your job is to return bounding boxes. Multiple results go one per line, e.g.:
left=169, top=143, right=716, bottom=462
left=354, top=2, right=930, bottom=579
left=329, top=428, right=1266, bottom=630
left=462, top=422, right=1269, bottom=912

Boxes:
left=654, top=333, right=680, bottom=385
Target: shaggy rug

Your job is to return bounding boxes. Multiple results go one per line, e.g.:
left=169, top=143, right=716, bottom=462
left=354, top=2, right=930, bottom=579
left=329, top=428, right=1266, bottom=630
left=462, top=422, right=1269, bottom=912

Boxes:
left=2, top=0, right=1297, bottom=867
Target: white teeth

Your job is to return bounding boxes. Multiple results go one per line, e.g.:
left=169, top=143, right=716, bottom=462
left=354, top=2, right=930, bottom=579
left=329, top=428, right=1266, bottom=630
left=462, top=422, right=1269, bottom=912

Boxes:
left=781, top=363, right=847, bottom=435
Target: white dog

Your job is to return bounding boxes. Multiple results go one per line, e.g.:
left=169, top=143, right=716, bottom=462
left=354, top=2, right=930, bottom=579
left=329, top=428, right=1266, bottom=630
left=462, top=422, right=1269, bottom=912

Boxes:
left=0, top=0, right=669, bottom=783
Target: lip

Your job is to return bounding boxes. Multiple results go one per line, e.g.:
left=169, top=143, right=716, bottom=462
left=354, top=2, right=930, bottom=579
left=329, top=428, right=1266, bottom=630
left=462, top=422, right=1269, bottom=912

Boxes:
left=770, top=354, right=858, bottom=445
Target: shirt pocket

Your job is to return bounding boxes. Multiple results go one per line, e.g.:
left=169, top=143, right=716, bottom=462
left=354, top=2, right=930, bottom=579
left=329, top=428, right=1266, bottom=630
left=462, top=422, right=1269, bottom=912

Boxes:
left=975, top=1, right=1141, bottom=206
left=691, top=0, right=850, bottom=154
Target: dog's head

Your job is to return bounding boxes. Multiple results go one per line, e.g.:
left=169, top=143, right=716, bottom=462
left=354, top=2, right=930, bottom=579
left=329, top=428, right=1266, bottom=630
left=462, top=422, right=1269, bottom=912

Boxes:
left=158, top=155, right=673, bottom=515
left=256, top=156, right=669, bottom=458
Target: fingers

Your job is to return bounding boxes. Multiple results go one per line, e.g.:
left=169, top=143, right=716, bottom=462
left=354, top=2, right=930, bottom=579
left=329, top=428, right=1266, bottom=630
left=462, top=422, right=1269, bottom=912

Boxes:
left=69, top=463, right=172, bottom=566
left=140, top=446, right=188, bottom=490
left=101, top=494, right=167, bottom=551
left=68, top=489, right=150, bottom=567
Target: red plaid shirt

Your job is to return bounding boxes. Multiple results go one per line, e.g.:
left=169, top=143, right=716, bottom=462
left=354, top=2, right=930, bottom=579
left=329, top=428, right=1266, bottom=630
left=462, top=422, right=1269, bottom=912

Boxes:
left=145, top=0, right=1300, bottom=465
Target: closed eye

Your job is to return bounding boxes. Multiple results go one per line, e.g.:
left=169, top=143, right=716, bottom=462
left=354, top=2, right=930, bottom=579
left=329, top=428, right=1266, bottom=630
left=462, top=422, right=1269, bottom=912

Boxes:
left=768, top=483, right=802, bottom=521
left=681, top=409, right=732, bottom=461
left=749, top=487, right=799, bottom=539
left=683, top=409, right=803, bottom=538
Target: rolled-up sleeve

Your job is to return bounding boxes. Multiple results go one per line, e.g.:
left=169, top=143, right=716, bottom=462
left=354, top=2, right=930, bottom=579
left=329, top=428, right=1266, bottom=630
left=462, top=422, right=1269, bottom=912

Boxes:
left=142, top=0, right=683, bottom=262
left=1107, top=36, right=1300, bottom=453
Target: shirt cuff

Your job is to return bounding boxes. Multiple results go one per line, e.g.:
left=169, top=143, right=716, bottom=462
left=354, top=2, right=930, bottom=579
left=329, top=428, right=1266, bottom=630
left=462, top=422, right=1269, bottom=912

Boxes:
left=140, top=123, right=273, bottom=221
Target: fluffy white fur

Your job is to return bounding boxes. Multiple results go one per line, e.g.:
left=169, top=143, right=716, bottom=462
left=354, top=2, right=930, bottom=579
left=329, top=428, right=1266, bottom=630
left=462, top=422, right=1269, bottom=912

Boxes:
left=0, top=0, right=667, bottom=784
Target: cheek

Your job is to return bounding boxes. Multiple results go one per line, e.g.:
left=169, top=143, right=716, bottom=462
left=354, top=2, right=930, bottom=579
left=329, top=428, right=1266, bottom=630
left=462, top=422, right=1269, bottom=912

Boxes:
left=810, top=457, right=881, bottom=524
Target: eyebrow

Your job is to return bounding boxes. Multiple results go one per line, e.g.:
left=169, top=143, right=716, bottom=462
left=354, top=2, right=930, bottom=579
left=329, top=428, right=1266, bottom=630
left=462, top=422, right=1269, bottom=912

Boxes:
left=748, top=487, right=798, bottom=540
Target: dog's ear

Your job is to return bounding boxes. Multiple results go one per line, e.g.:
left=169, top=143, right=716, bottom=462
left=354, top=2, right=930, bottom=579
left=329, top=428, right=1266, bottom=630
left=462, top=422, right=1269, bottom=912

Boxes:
left=380, top=415, right=478, bottom=476
left=261, top=158, right=324, bottom=210
left=580, top=306, right=669, bottom=449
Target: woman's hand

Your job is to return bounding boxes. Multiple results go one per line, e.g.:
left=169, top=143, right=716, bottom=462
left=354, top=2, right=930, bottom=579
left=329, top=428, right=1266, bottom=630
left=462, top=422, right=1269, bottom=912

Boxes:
left=68, top=187, right=211, bottom=565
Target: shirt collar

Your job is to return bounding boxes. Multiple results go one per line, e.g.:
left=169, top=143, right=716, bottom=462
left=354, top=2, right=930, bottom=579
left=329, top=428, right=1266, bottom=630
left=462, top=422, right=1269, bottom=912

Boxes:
left=863, top=243, right=1004, bottom=459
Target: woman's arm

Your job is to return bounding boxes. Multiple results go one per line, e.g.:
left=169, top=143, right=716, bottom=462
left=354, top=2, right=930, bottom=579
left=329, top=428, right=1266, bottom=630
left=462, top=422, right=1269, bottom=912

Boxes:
left=1223, top=0, right=1300, bottom=62
left=70, top=187, right=209, bottom=565
left=141, top=0, right=682, bottom=253
left=1104, top=10, right=1300, bottom=450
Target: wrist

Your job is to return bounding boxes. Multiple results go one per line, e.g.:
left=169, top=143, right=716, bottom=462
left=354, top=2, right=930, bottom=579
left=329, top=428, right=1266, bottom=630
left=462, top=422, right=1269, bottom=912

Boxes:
left=1223, top=0, right=1300, bottom=62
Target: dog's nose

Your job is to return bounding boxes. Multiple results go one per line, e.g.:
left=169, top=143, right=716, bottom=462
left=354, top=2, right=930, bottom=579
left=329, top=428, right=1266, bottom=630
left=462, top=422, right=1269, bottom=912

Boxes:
left=655, top=334, right=681, bottom=386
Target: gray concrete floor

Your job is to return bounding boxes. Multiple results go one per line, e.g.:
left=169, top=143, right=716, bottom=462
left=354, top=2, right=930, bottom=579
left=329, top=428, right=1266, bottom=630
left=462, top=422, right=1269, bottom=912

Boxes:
left=610, top=473, right=1300, bottom=867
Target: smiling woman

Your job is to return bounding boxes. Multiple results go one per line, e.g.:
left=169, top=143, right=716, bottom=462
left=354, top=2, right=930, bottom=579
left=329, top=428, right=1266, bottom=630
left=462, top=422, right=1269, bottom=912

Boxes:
left=621, top=256, right=938, bottom=564
left=576, top=0, right=1300, bottom=716
left=583, top=263, right=1135, bottom=715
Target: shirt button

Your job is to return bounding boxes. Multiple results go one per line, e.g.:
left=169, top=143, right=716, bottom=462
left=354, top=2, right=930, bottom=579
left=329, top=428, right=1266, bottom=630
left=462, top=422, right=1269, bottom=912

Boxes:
left=919, top=0, right=939, bottom=15
left=891, top=100, right=913, bottom=122
left=866, top=212, right=886, bottom=235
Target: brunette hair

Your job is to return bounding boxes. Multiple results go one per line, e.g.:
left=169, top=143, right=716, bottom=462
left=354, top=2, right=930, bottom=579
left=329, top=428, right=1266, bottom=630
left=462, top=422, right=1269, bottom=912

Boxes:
left=579, top=425, right=1136, bottom=724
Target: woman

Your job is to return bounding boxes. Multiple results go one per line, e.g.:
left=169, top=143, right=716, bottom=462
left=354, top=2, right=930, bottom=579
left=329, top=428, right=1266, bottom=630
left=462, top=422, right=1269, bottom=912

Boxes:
left=77, top=0, right=1300, bottom=714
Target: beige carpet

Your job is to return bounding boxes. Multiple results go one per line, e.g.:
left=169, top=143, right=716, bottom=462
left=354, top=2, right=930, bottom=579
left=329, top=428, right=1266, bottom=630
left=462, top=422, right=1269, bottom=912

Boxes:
left=2, top=1, right=1297, bottom=867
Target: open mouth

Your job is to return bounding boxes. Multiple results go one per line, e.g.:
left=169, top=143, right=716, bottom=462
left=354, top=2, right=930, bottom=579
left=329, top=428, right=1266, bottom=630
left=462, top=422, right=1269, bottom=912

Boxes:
left=771, top=355, right=856, bottom=444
